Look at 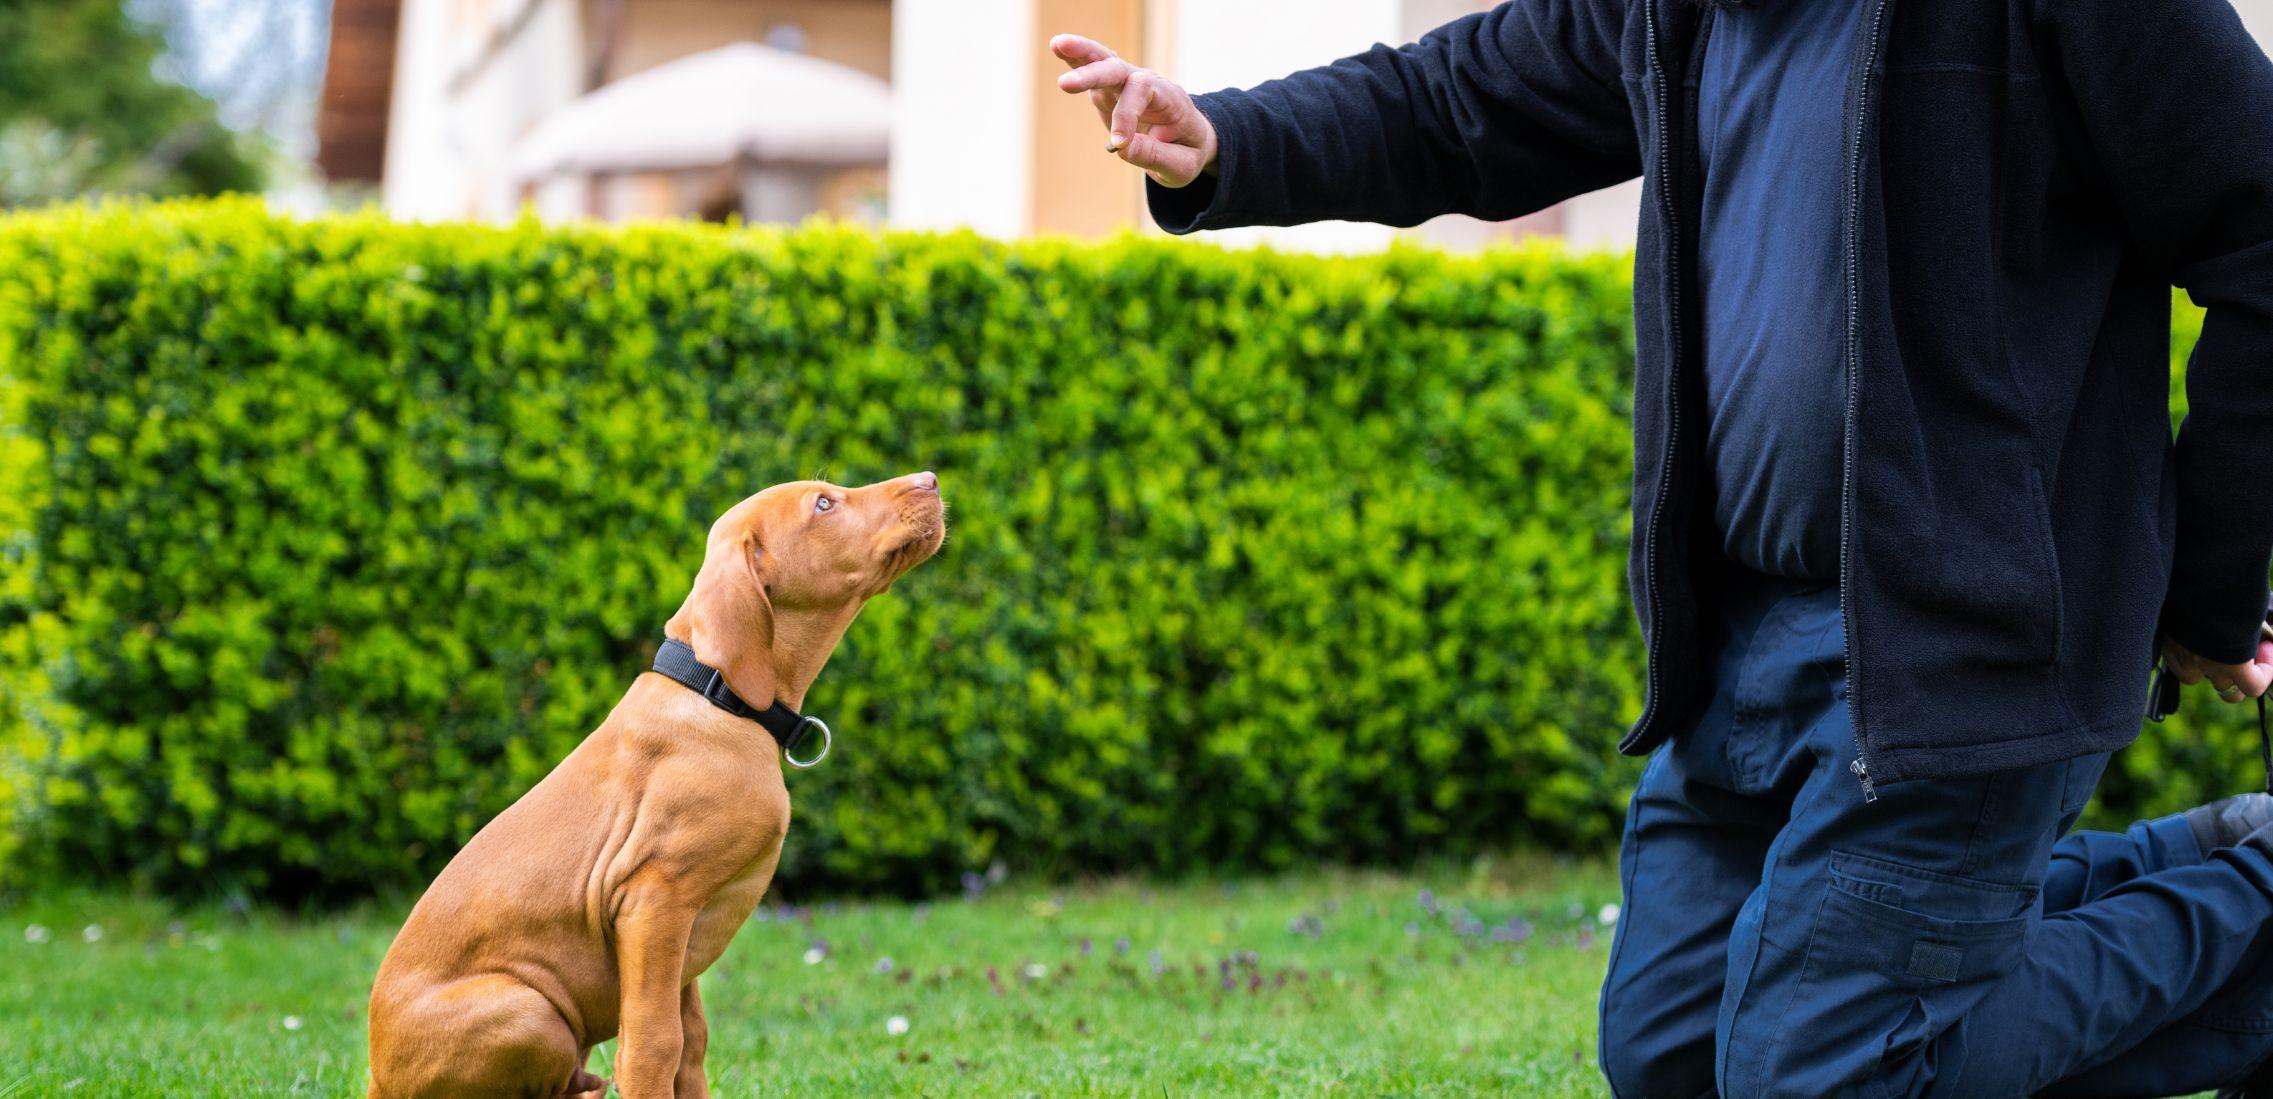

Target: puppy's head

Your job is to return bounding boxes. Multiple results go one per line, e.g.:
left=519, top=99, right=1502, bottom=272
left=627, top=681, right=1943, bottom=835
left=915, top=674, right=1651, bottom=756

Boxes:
left=666, top=471, right=946, bottom=706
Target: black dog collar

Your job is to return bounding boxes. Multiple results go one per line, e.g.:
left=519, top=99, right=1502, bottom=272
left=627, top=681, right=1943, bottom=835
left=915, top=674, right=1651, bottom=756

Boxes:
left=652, top=638, right=831, bottom=768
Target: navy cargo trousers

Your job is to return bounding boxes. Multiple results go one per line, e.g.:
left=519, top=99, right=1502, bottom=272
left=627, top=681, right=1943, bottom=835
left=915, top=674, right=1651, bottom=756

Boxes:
left=1598, top=570, right=2273, bottom=1098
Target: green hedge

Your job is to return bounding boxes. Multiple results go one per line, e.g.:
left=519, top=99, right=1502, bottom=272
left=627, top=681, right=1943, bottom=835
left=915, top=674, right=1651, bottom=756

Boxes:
left=0, top=200, right=2250, bottom=900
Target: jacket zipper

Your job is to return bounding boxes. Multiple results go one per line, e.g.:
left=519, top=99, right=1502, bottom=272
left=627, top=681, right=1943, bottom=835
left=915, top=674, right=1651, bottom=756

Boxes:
left=1840, top=0, right=1896, bottom=802
left=1636, top=0, right=1683, bottom=743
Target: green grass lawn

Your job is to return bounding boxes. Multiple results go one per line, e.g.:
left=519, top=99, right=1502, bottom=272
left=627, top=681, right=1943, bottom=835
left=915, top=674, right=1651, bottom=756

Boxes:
left=0, top=854, right=1618, bottom=1097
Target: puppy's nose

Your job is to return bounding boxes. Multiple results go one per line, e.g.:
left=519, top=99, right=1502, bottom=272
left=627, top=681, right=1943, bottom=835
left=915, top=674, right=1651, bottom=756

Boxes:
left=907, top=471, right=938, bottom=492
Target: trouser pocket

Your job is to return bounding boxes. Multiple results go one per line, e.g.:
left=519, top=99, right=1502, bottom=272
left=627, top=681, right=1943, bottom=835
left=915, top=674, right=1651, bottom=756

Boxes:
left=1752, top=852, right=2037, bottom=1097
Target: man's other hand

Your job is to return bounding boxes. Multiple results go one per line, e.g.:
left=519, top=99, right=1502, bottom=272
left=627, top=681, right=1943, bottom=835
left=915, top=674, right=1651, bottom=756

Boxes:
left=2162, top=629, right=2273, bottom=704
left=1050, top=34, right=1219, bottom=188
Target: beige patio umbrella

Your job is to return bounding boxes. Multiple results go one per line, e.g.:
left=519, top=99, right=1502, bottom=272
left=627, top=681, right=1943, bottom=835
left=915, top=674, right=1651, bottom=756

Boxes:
left=509, top=42, right=890, bottom=181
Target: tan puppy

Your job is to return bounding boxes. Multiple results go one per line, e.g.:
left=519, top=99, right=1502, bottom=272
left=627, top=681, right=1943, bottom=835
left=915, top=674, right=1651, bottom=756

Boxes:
left=367, top=472, right=946, bottom=1099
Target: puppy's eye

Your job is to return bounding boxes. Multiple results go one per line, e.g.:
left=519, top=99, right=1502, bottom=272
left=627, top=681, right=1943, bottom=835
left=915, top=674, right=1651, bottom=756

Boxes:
left=815, top=496, right=835, bottom=514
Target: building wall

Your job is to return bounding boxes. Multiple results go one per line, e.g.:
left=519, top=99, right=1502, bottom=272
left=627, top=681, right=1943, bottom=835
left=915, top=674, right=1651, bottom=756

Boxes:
left=889, top=0, right=1035, bottom=236
left=316, top=0, right=403, bottom=184
left=383, top=0, right=586, bottom=219
left=891, top=0, right=1414, bottom=249
left=1029, top=0, right=1149, bottom=237
left=887, top=0, right=1632, bottom=252
left=607, top=0, right=893, bottom=82
left=384, top=0, right=891, bottom=223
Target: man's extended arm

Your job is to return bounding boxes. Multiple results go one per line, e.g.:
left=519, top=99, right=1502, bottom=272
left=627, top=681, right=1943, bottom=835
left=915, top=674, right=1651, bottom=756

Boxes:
left=1054, top=0, right=1639, bottom=234
left=2048, top=0, right=2273, bottom=685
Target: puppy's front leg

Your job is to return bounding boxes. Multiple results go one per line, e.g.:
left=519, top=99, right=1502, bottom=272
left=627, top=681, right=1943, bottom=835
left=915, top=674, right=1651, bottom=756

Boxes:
left=674, top=979, right=711, bottom=1099
left=613, top=895, right=696, bottom=1098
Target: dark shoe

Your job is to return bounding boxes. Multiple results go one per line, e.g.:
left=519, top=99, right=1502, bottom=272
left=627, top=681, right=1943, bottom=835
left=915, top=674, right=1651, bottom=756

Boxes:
left=2219, top=1063, right=2273, bottom=1099
left=2187, top=793, right=2273, bottom=855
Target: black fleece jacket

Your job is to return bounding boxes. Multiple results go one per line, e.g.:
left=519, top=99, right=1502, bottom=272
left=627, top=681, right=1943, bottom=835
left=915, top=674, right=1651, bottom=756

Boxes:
left=1150, top=0, right=2273, bottom=788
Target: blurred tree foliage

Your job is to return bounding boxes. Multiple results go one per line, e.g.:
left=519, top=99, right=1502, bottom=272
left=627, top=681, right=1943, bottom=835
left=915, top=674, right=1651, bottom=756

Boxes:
left=0, top=0, right=264, bottom=205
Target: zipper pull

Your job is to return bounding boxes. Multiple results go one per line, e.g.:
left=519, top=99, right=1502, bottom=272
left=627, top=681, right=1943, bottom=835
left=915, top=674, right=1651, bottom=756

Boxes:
left=1850, top=758, right=1879, bottom=803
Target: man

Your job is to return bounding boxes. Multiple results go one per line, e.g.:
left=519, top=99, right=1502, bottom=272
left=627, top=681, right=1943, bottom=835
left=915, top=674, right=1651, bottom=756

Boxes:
left=1051, top=0, right=2273, bottom=1092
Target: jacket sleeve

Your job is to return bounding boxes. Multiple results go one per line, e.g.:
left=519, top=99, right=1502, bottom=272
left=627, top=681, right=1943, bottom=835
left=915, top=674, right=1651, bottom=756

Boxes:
left=1148, top=0, right=1639, bottom=234
left=2047, top=0, right=2273, bottom=664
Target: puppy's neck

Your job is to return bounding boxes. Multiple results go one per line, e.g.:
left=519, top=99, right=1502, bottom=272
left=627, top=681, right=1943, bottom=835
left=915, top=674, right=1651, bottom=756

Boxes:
left=761, top=602, right=865, bottom=711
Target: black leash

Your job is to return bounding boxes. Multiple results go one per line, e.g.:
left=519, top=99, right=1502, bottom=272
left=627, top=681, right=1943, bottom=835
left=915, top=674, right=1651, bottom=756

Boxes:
left=650, top=637, right=832, bottom=768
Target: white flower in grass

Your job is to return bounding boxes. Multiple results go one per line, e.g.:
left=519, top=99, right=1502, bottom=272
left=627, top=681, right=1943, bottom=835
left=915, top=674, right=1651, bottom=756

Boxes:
left=1597, top=903, right=1621, bottom=927
left=885, top=1015, right=910, bottom=1036
left=81, top=924, right=102, bottom=943
left=23, top=924, right=49, bottom=944
left=282, top=1015, right=304, bottom=1031
left=1023, top=963, right=1048, bottom=981
left=802, top=946, right=827, bottom=966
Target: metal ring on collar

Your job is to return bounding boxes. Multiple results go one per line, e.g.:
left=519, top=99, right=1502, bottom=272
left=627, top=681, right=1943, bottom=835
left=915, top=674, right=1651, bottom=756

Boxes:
left=784, top=715, right=832, bottom=769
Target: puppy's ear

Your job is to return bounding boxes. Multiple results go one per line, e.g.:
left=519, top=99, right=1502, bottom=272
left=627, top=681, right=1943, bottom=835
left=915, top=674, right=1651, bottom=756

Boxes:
left=665, top=531, right=777, bottom=705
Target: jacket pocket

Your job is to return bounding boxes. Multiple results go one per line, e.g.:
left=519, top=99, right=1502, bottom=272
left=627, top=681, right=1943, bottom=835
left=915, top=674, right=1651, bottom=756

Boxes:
left=1768, top=853, right=2037, bottom=1093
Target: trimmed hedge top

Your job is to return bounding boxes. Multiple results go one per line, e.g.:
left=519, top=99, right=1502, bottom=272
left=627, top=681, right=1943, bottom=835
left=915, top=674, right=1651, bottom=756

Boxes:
left=0, top=199, right=2240, bottom=899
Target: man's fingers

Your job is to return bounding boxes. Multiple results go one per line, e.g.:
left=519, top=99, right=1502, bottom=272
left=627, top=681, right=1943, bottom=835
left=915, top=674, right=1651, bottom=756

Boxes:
left=1050, top=34, right=1115, bottom=67
left=1108, top=72, right=1157, bottom=150
left=2158, top=634, right=2273, bottom=700
left=2165, top=642, right=2206, bottom=684
left=2233, top=659, right=2273, bottom=698
left=1117, top=131, right=1169, bottom=170
left=1118, top=132, right=1201, bottom=187
left=1049, top=39, right=1210, bottom=181
left=1057, top=57, right=1133, bottom=94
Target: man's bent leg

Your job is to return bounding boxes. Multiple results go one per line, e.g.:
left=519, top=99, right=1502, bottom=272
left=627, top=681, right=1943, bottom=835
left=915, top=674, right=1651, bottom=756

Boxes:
left=2034, top=935, right=2273, bottom=1098
left=2027, top=804, right=2273, bottom=1098
left=1957, top=843, right=2273, bottom=1097
left=2045, top=793, right=2273, bottom=915
left=2044, top=813, right=2205, bottom=913
left=1601, top=574, right=1841, bottom=1097
left=1599, top=738, right=1782, bottom=1097
left=1716, top=694, right=2273, bottom=1098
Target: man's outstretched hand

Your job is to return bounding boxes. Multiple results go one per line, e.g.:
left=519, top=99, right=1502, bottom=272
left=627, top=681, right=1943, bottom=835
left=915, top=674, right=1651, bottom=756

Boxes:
left=2162, top=630, right=2273, bottom=704
left=1050, top=34, right=1219, bottom=189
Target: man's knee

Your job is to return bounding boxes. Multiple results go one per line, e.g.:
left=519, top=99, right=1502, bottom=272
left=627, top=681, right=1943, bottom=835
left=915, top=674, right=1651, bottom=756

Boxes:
left=1599, top=998, right=1717, bottom=1099
left=1718, top=878, right=2031, bottom=1098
